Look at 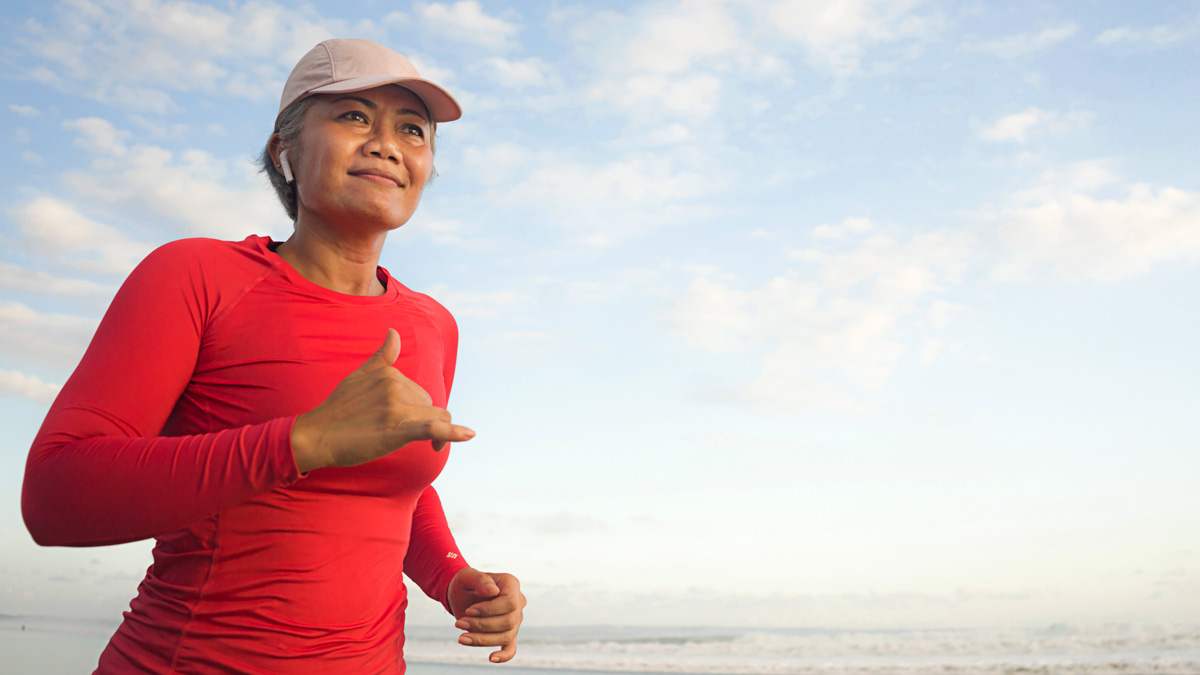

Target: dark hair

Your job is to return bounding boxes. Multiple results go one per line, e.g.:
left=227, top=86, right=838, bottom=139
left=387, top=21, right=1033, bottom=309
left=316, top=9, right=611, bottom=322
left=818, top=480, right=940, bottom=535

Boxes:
left=257, top=95, right=438, bottom=222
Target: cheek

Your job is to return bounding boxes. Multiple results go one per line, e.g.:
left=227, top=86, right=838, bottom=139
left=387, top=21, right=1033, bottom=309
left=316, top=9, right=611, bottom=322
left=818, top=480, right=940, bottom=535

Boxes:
left=408, top=146, right=435, bottom=180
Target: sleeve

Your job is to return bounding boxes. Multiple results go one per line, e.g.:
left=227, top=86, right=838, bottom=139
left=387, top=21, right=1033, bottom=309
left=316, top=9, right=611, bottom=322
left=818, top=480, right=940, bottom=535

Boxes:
left=21, top=240, right=303, bottom=547
left=402, top=299, right=469, bottom=614
left=404, top=486, right=470, bottom=614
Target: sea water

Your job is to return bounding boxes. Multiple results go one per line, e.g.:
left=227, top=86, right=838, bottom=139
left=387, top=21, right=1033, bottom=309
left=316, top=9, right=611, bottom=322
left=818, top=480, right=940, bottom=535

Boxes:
left=3, top=615, right=1199, bottom=674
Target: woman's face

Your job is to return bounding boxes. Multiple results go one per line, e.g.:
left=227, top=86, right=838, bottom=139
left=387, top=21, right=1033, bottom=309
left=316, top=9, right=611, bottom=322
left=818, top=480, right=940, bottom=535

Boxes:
left=289, top=84, right=434, bottom=233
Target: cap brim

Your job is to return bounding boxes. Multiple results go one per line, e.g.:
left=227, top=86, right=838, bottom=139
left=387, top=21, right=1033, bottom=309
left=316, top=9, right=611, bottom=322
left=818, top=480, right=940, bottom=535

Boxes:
left=309, top=75, right=462, bottom=123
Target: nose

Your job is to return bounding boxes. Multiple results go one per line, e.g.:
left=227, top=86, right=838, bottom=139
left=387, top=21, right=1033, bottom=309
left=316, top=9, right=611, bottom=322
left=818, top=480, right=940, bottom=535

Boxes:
left=363, top=127, right=402, bottom=163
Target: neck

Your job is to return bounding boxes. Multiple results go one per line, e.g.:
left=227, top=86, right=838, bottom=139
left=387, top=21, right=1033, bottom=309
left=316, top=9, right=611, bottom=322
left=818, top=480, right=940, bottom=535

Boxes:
left=274, top=216, right=389, bottom=297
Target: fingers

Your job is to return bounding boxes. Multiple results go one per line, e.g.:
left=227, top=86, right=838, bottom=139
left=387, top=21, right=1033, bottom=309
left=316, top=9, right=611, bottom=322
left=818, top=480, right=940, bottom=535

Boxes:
left=452, top=571, right=524, bottom=662
left=456, top=621, right=519, bottom=659
left=409, top=417, right=475, bottom=450
left=491, top=640, right=517, bottom=663
left=463, top=591, right=521, bottom=618
left=455, top=613, right=515, bottom=633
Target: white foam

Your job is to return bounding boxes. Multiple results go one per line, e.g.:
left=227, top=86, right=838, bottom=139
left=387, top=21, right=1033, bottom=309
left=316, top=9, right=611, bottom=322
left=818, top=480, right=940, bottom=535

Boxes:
left=403, top=623, right=1200, bottom=674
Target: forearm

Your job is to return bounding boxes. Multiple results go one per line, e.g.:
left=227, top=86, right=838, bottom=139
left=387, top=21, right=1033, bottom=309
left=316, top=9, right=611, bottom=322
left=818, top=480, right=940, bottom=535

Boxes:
left=404, top=486, right=470, bottom=613
left=22, top=414, right=302, bottom=547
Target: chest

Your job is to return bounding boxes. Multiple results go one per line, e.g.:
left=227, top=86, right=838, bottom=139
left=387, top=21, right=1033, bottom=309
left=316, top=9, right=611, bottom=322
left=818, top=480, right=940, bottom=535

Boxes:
left=169, top=285, right=452, bottom=496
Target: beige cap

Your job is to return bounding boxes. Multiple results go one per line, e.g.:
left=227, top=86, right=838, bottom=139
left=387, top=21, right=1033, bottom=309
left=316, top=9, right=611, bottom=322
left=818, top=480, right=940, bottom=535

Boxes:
left=277, top=39, right=462, bottom=124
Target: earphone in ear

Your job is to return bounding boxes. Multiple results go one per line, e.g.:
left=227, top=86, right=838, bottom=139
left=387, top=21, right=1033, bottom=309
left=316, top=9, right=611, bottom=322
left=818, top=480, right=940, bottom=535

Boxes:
left=279, top=149, right=294, bottom=183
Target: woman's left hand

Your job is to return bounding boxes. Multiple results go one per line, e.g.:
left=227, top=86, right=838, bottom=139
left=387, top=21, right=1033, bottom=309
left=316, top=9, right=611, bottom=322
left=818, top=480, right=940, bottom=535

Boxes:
left=447, top=567, right=526, bottom=663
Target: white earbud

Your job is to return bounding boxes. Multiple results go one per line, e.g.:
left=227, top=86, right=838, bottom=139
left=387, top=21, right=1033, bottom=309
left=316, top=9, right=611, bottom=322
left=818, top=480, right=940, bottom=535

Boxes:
left=279, top=149, right=294, bottom=183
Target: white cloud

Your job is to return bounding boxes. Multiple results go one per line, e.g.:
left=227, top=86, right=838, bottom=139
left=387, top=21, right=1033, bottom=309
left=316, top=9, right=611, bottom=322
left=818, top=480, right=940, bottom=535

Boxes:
left=59, top=139, right=288, bottom=241
left=408, top=216, right=469, bottom=245
left=460, top=142, right=537, bottom=185
left=15, top=128, right=32, bottom=143
left=9, top=104, right=40, bottom=118
left=12, top=197, right=153, bottom=276
left=499, top=154, right=708, bottom=246
left=589, top=72, right=723, bottom=120
left=1096, top=21, right=1197, bottom=46
left=0, top=300, right=98, bottom=369
left=813, top=216, right=873, bottom=239
left=960, top=24, right=1078, bottom=59
left=63, top=117, right=132, bottom=156
left=482, top=57, right=552, bottom=89
left=513, top=512, right=607, bottom=537
left=418, top=1, right=520, bottom=51
left=978, top=107, right=1094, bottom=143
left=622, top=2, right=742, bottom=74
left=0, top=368, right=62, bottom=402
left=993, top=163, right=1200, bottom=282
left=768, top=0, right=943, bottom=75
left=668, top=222, right=975, bottom=415
left=21, top=150, right=44, bottom=164
left=16, top=0, right=376, bottom=109
left=0, top=261, right=113, bottom=296
left=422, top=284, right=521, bottom=318
left=568, top=0, right=938, bottom=124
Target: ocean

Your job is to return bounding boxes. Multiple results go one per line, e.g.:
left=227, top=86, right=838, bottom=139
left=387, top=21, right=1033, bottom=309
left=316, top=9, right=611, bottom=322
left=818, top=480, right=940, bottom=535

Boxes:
left=2, top=616, right=1199, bottom=674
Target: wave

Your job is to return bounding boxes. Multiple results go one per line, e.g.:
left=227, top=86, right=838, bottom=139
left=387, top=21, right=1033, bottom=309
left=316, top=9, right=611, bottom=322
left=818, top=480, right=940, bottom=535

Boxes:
left=403, top=623, right=1200, bottom=674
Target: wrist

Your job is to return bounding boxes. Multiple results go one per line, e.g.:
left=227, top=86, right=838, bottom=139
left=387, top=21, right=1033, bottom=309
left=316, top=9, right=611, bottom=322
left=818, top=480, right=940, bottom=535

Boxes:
left=291, top=413, right=327, bottom=473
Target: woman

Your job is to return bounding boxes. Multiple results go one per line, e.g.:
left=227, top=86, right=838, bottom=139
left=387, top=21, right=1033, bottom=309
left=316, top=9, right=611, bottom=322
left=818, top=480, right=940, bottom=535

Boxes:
left=21, top=38, right=525, bottom=673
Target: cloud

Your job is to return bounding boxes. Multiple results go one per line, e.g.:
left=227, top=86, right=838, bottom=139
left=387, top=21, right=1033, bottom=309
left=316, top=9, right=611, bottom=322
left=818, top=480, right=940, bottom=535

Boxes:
left=1096, top=20, right=1197, bottom=46
left=9, top=104, right=40, bottom=118
left=561, top=1, right=743, bottom=123
left=63, top=117, right=132, bottom=156
left=0, top=300, right=98, bottom=369
left=768, top=0, right=943, bottom=75
left=978, top=107, right=1094, bottom=143
left=992, top=163, right=1200, bottom=282
left=620, top=1, right=743, bottom=75
left=0, top=368, right=62, bottom=402
left=0, top=261, right=113, bottom=296
left=499, top=153, right=708, bottom=246
left=565, top=0, right=939, bottom=126
left=482, top=57, right=553, bottom=89
left=589, top=72, right=723, bottom=121
left=960, top=24, right=1078, bottom=58
left=513, top=512, right=607, bottom=537
left=813, top=216, right=874, bottom=239
left=11, top=197, right=153, bottom=276
left=667, top=222, right=975, bottom=416
left=422, top=284, right=521, bottom=318
left=56, top=123, right=288, bottom=241
left=417, top=1, right=520, bottom=51
left=15, top=0, right=377, bottom=109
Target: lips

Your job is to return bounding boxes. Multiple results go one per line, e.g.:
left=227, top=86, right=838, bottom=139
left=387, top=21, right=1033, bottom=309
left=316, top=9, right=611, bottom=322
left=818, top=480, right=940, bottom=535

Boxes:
left=349, top=168, right=403, bottom=188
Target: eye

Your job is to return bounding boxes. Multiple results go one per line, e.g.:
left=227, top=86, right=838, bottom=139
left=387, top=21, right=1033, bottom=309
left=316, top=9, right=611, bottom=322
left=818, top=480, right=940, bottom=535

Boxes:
left=401, top=123, right=426, bottom=139
left=341, top=110, right=369, bottom=123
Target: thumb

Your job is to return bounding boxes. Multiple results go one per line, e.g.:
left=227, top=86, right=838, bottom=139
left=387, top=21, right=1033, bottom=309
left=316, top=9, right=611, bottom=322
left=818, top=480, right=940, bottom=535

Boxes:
left=360, top=328, right=400, bottom=372
left=463, top=569, right=500, bottom=597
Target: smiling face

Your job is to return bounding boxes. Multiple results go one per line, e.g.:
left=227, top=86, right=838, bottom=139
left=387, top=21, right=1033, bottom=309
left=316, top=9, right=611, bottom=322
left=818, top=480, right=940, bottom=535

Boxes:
left=282, top=84, right=435, bottom=234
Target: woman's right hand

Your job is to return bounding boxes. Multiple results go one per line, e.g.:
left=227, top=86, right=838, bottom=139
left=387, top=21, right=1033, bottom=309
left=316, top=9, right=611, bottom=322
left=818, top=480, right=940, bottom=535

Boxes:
left=290, top=328, right=474, bottom=473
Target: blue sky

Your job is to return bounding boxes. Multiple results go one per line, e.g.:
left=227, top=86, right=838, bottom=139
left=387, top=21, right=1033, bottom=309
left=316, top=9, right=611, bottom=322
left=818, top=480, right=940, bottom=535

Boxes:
left=1, top=0, right=1198, bottom=629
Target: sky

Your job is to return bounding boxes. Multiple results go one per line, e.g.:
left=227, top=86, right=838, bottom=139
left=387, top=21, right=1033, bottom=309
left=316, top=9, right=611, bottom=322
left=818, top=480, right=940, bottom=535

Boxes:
left=0, top=0, right=1198, bottom=630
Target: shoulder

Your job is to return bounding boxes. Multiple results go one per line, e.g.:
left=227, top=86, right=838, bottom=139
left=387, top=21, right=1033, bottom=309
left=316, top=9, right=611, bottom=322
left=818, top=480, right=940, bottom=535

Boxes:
left=386, top=277, right=459, bottom=345
left=133, top=235, right=274, bottom=283
left=411, top=289, right=459, bottom=339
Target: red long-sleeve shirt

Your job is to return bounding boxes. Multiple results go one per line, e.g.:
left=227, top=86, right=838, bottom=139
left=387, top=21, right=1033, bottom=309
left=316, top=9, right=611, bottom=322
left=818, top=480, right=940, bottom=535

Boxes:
left=22, top=234, right=470, bottom=674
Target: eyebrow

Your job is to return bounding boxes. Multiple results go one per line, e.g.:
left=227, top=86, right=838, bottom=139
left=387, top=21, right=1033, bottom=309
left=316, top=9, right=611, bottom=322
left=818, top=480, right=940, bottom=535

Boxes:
left=331, top=96, right=429, bottom=122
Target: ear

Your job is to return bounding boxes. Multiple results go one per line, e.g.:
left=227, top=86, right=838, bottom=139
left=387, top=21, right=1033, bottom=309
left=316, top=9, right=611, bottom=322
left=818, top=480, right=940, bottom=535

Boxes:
left=268, top=134, right=290, bottom=181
